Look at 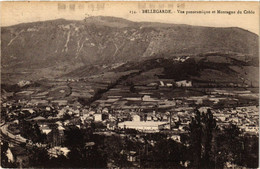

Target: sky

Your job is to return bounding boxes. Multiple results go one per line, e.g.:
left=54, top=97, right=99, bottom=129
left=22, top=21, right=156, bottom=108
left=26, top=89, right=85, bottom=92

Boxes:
left=1, top=1, right=259, bottom=34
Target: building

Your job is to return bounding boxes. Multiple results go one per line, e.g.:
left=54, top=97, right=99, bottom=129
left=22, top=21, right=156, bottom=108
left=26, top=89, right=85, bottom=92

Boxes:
left=40, top=125, right=52, bottom=135
left=51, top=100, right=68, bottom=106
left=170, top=134, right=181, bottom=143
left=166, top=83, right=173, bottom=87
left=175, top=80, right=192, bottom=87
left=132, top=114, right=141, bottom=122
left=118, top=121, right=168, bottom=132
left=93, top=113, right=108, bottom=122
left=159, top=81, right=165, bottom=87
left=94, top=114, right=102, bottom=121
left=47, top=127, right=65, bottom=147
left=127, top=151, right=137, bottom=162
left=48, top=146, right=70, bottom=158
left=107, top=121, right=117, bottom=130
left=142, top=95, right=158, bottom=102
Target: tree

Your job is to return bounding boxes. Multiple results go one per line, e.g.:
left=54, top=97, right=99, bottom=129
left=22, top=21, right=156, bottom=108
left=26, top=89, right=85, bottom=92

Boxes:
left=240, top=135, right=259, bottom=168
left=189, top=109, right=202, bottom=168
left=32, top=123, right=47, bottom=143
left=63, top=112, right=72, bottom=120
left=28, top=146, right=50, bottom=167
left=64, top=127, right=85, bottom=148
left=188, top=108, right=217, bottom=168
left=1, top=141, right=9, bottom=165
left=151, top=139, right=185, bottom=168
left=48, top=154, right=68, bottom=168
left=19, top=120, right=46, bottom=143
left=129, top=82, right=136, bottom=93
left=63, top=127, right=107, bottom=168
left=215, top=124, right=246, bottom=168
left=103, top=135, right=129, bottom=167
left=201, top=109, right=217, bottom=167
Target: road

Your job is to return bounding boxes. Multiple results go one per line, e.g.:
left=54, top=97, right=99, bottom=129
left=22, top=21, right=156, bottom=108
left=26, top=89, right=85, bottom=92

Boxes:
left=0, top=122, right=27, bottom=145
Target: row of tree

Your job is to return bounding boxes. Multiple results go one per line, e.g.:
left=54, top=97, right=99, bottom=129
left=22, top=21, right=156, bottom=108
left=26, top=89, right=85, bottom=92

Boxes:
left=19, top=120, right=47, bottom=143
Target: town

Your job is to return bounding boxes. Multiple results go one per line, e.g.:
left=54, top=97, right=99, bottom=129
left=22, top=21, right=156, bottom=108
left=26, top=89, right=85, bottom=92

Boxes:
left=1, top=76, right=258, bottom=168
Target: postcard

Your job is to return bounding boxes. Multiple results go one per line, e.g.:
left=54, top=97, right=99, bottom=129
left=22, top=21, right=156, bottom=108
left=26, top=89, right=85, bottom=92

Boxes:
left=0, top=1, right=259, bottom=168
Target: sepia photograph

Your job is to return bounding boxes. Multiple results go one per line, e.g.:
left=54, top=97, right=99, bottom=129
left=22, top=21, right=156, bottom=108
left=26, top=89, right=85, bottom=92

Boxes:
left=0, top=1, right=259, bottom=168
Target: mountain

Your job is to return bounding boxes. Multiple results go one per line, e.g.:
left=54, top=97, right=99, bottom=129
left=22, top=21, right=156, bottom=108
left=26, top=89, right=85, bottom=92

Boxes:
left=1, top=16, right=259, bottom=84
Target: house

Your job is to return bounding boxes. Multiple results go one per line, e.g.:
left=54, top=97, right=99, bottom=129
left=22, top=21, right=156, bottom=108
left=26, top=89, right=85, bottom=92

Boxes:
left=102, top=108, right=109, bottom=114
left=31, top=116, right=47, bottom=125
left=51, top=100, right=68, bottom=106
left=107, top=121, right=117, bottom=130
left=48, top=146, right=70, bottom=158
left=166, top=83, right=173, bottom=87
left=94, top=114, right=102, bottom=121
left=159, top=81, right=165, bottom=87
left=162, top=115, right=169, bottom=121
left=198, top=107, right=210, bottom=113
left=40, top=125, right=52, bottom=135
left=153, top=117, right=158, bottom=121
left=170, top=134, right=181, bottom=143
left=108, top=114, right=116, bottom=121
left=146, top=115, right=153, bottom=121
left=230, top=117, right=239, bottom=123
left=46, top=107, right=51, bottom=111
left=132, top=114, right=141, bottom=122
left=85, top=142, right=95, bottom=150
left=120, top=150, right=137, bottom=162
left=147, top=82, right=158, bottom=87
left=21, top=108, right=34, bottom=114
left=244, top=126, right=258, bottom=133
left=127, top=151, right=137, bottom=162
left=142, top=95, right=158, bottom=102
left=89, top=111, right=95, bottom=115
left=159, top=123, right=171, bottom=130
left=175, top=80, right=192, bottom=87
left=30, top=99, right=48, bottom=106
left=32, top=116, right=46, bottom=121
left=217, top=116, right=226, bottom=122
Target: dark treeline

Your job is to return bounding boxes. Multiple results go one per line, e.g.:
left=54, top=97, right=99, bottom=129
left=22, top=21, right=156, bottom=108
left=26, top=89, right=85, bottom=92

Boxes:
left=78, top=70, right=142, bottom=106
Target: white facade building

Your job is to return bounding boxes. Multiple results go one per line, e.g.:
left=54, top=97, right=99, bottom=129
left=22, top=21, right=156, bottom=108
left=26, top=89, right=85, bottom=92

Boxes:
left=175, top=80, right=192, bottom=87
left=94, top=114, right=102, bottom=122
left=118, top=121, right=168, bottom=132
left=132, top=115, right=141, bottom=121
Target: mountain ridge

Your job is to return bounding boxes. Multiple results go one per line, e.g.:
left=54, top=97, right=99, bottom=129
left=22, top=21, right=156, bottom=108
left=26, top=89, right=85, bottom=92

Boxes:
left=2, top=17, right=259, bottom=36
left=1, top=16, right=259, bottom=84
